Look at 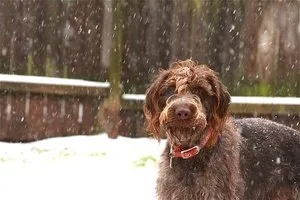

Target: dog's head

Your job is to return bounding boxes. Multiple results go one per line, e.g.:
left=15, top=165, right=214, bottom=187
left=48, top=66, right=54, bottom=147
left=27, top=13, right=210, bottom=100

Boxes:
left=144, top=59, right=230, bottom=147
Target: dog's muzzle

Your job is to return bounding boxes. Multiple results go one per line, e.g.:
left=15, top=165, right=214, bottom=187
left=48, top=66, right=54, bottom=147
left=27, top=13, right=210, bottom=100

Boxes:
left=159, top=94, right=204, bottom=127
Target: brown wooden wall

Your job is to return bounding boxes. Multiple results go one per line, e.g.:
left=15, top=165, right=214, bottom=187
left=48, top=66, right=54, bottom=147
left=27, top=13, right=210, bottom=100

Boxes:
left=0, top=91, right=103, bottom=142
left=0, top=81, right=299, bottom=141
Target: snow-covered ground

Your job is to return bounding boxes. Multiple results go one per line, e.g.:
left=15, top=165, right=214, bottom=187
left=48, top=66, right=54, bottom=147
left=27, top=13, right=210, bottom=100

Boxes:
left=0, top=134, right=166, bottom=200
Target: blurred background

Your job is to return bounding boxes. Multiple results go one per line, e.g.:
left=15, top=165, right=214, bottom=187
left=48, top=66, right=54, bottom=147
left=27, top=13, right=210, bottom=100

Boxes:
left=0, top=0, right=299, bottom=141
left=0, top=2, right=298, bottom=199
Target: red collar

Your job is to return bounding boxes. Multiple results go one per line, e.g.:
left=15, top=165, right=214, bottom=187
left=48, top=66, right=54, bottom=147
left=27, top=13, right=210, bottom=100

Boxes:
left=170, top=130, right=212, bottom=159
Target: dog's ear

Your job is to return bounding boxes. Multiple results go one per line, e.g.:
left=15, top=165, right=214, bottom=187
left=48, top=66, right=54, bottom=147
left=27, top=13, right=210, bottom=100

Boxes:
left=143, top=70, right=168, bottom=139
left=207, top=71, right=231, bottom=119
left=215, top=80, right=231, bottom=118
left=205, top=71, right=231, bottom=146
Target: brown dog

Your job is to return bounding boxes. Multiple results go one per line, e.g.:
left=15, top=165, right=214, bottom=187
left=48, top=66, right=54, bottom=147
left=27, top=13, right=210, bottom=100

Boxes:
left=144, top=59, right=300, bottom=200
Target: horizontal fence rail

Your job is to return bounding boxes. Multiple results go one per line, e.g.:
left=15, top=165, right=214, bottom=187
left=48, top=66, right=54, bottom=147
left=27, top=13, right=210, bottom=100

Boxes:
left=122, top=94, right=300, bottom=114
left=0, top=74, right=110, bottom=96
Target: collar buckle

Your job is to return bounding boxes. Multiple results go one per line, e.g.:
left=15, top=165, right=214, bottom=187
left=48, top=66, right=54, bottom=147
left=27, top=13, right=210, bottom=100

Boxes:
left=169, top=130, right=212, bottom=160
left=180, top=146, right=200, bottom=159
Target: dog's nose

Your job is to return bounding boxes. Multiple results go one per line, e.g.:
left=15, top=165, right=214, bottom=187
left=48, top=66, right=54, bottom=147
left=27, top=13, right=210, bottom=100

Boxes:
left=175, top=107, right=191, bottom=120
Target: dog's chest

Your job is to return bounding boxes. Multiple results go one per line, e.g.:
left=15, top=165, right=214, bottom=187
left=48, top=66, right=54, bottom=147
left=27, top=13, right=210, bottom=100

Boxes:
left=157, top=151, right=240, bottom=200
left=178, top=173, right=215, bottom=199
left=159, top=166, right=223, bottom=200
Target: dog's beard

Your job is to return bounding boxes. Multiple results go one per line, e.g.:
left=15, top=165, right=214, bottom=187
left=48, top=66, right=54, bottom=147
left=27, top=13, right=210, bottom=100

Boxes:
left=163, top=125, right=206, bottom=147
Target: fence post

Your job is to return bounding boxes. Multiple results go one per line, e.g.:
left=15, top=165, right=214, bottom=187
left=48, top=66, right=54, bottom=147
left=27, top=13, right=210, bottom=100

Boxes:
left=99, top=0, right=123, bottom=139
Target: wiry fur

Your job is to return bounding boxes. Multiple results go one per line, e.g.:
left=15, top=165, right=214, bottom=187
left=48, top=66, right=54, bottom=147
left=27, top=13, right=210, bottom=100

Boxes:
left=143, top=59, right=300, bottom=200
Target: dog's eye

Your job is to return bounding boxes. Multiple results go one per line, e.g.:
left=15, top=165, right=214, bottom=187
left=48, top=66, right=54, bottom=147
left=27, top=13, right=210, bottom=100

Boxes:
left=161, top=87, right=175, bottom=98
left=190, top=87, right=204, bottom=98
left=159, top=86, right=175, bottom=106
left=189, top=86, right=213, bottom=115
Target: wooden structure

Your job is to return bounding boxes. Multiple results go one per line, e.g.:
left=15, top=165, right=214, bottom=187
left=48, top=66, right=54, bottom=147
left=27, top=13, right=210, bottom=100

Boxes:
left=0, top=74, right=299, bottom=142
left=120, top=94, right=300, bottom=137
left=0, top=74, right=109, bottom=142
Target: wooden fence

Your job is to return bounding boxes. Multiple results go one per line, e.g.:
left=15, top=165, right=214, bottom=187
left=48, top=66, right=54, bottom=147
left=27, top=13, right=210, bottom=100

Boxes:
left=121, top=94, right=300, bottom=137
left=0, top=74, right=299, bottom=142
left=0, top=74, right=109, bottom=142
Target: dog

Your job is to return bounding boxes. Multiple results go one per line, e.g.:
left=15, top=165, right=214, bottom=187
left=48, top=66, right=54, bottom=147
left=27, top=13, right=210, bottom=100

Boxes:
left=143, top=59, right=300, bottom=200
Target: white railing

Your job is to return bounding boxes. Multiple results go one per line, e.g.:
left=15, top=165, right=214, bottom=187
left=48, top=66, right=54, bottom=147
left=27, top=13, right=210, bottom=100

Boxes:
left=122, top=94, right=300, bottom=114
